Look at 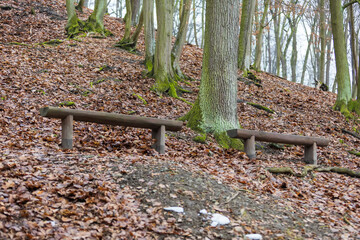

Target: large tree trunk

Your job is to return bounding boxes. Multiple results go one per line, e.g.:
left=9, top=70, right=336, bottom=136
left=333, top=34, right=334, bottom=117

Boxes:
left=182, top=0, right=242, bottom=149
left=172, top=0, right=192, bottom=78
left=238, top=0, right=255, bottom=71
left=329, top=0, right=352, bottom=115
left=254, top=0, right=270, bottom=71
left=143, top=0, right=155, bottom=71
left=153, top=0, right=178, bottom=96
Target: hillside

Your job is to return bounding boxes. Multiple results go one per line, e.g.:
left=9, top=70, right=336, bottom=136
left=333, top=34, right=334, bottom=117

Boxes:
left=0, top=0, right=359, bottom=239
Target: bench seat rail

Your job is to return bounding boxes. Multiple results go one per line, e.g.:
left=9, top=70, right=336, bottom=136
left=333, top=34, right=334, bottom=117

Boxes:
left=40, top=107, right=183, bottom=153
left=227, top=129, right=330, bottom=164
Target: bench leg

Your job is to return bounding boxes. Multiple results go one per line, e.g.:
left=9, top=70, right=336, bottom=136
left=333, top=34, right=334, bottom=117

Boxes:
left=61, top=115, right=73, bottom=149
left=304, top=142, right=317, bottom=165
left=152, top=125, right=165, bottom=154
left=245, top=136, right=256, bottom=159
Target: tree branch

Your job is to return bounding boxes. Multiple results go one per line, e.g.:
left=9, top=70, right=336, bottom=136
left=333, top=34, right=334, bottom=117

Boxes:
left=342, top=0, right=360, bottom=10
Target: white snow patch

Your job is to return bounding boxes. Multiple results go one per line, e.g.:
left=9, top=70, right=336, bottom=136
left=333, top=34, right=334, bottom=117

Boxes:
left=163, top=207, right=184, bottom=213
left=245, top=234, right=263, bottom=240
left=199, top=209, right=208, bottom=215
left=210, top=213, right=230, bottom=227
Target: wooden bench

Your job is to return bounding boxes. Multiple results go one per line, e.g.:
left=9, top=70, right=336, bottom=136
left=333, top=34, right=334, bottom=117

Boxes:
left=227, top=129, right=330, bottom=164
left=40, top=106, right=183, bottom=153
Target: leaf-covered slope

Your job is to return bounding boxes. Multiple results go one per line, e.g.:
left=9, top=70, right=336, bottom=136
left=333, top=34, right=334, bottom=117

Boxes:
left=0, top=0, right=359, bottom=239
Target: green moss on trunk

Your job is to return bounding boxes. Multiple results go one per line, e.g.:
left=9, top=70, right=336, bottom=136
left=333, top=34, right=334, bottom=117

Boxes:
left=334, top=99, right=352, bottom=119
left=180, top=99, right=243, bottom=150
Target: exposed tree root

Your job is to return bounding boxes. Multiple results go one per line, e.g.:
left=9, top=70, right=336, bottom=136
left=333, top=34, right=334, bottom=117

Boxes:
left=267, top=165, right=360, bottom=178
left=237, top=99, right=275, bottom=114
left=342, top=129, right=360, bottom=140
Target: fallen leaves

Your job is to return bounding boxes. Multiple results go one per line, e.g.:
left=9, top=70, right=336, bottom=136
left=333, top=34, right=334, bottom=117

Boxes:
left=0, top=0, right=359, bottom=238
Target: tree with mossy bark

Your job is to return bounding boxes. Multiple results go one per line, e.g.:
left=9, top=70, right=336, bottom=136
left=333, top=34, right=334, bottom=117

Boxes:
left=329, top=0, right=352, bottom=116
left=181, top=0, right=242, bottom=150
left=152, top=0, right=180, bottom=97
left=66, top=0, right=111, bottom=38
left=115, top=0, right=144, bottom=52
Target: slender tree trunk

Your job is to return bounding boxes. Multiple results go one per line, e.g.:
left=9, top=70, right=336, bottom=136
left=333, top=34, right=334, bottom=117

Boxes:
left=290, top=25, right=297, bottom=82
left=319, top=0, right=326, bottom=84
left=131, top=0, right=141, bottom=25
left=182, top=0, right=241, bottom=149
left=192, top=0, right=198, bottom=46
left=325, top=28, right=332, bottom=87
left=172, top=0, right=192, bottom=78
left=144, top=0, right=155, bottom=70
left=130, top=7, right=144, bottom=47
left=272, top=5, right=281, bottom=75
left=254, top=0, right=270, bottom=71
left=238, top=0, right=256, bottom=71
left=349, top=4, right=358, bottom=99
left=153, top=0, right=178, bottom=96
left=123, top=0, right=132, bottom=40
left=201, top=0, right=205, bottom=48
left=329, top=0, right=352, bottom=114
left=301, top=19, right=316, bottom=85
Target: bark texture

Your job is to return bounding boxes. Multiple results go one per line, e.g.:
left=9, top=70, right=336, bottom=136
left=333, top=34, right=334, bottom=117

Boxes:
left=172, top=0, right=192, bottom=78
left=143, top=0, right=155, bottom=70
left=182, top=0, right=242, bottom=149
left=238, top=0, right=255, bottom=70
left=66, top=0, right=111, bottom=38
left=329, top=0, right=352, bottom=115
left=153, top=0, right=177, bottom=96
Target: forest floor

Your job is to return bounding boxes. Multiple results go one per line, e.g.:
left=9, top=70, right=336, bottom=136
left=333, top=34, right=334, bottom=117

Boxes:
left=0, top=0, right=359, bottom=239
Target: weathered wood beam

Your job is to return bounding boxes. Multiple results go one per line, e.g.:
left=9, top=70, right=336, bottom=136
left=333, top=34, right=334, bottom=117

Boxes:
left=152, top=125, right=166, bottom=154
left=40, top=107, right=183, bottom=131
left=61, top=114, right=73, bottom=149
left=227, top=129, right=329, bottom=146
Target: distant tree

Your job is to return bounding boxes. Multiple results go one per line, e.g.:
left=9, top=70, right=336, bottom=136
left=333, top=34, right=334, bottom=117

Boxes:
left=182, top=0, right=242, bottom=149
left=143, top=0, right=155, bottom=71
left=131, top=0, right=141, bottom=25
left=253, top=0, right=270, bottom=71
left=65, top=0, right=111, bottom=38
left=319, top=0, right=326, bottom=85
left=114, top=0, right=144, bottom=52
left=238, top=0, right=256, bottom=71
left=171, top=0, right=192, bottom=78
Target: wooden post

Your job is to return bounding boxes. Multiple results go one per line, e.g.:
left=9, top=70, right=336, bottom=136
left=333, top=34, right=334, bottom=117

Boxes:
left=304, top=142, right=317, bottom=164
left=245, top=135, right=256, bottom=159
left=61, top=115, right=73, bottom=149
left=152, top=125, right=165, bottom=154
